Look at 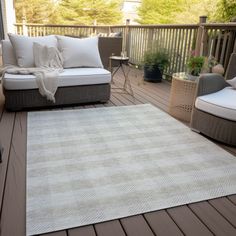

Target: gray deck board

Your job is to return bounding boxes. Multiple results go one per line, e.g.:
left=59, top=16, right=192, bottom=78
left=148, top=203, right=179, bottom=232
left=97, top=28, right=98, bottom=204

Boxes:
left=120, top=215, right=155, bottom=236
left=0, top=111, right=15, bottom=211
left=0, top=112, right=27, bottom=236
left=167, top=205, right=214, bottom=236
left=95, top=220, right=126, bottom=236
left=40, top=231, right=67, bottom=236
left=189, top=201, right=236, bottom=235
left=0, top=69, right=236, bottom=236
left=144, top=210, right=184, bottom=236
left=68, top=226, right=96, bottom=236
left=208, top=198, right=236, bottom=227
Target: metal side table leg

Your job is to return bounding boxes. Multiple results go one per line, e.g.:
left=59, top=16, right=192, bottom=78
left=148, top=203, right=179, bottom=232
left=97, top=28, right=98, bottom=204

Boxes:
left=121, top=64, right=134, bottom=96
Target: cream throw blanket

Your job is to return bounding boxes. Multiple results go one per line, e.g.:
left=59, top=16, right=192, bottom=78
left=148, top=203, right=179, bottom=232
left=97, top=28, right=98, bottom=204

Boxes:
left=2, top=43, right=63, bottom=103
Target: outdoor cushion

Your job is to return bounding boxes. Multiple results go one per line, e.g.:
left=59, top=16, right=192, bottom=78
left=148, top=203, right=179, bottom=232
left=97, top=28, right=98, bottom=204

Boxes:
left=57, top=36, right=103, bottom=68
left=227, top=77, right=236, bottom=89
left=195, top=87, right=236, bottom=121
left=8, top=34, right=58, bottom=67
left=1, top=40, right=17, bottom=66
left=3, top=68, right=111, bottom=90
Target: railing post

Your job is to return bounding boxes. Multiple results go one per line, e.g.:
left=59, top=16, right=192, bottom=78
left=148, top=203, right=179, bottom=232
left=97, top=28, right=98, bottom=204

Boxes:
left=125, top=19, right=130, bottom=56
left=195, top=16, right=207, bottom=56
left=93, top=20, right=97, bottom=35
left=22, top=17, right=28, bottom=36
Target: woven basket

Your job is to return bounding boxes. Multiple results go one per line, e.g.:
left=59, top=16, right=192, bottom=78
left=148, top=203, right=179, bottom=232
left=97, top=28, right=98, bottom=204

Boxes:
left=169, top=76, right=197, bottom=122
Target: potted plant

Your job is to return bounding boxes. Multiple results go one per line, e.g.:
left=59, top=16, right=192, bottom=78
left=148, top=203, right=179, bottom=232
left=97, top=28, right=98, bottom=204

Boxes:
left=143, top=50, right=169, bottom=82
left=187, top=51, right=205, bottom=80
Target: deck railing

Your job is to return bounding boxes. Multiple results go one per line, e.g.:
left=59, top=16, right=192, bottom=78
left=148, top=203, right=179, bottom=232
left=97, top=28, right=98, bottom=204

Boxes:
left=14, top=21, right=236, bottom=77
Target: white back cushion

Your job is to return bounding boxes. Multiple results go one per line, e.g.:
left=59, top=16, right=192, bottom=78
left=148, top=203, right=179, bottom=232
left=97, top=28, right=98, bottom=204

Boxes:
left=57, top=36, right=103, bottom=68
left=1, top=40, right=17, bottom=66
left=8, top=34, right=58, bottom=67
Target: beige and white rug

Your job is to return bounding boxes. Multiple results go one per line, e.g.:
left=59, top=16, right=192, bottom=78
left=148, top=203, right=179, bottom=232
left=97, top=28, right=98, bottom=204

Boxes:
left=27, top=104, right=236, bottom=235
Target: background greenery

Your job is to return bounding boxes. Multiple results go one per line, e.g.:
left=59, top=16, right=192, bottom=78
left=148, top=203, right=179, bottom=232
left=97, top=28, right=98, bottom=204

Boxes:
left=138, top=0, right=236, bottom=24
left=15, top=0, right=236, bottom=25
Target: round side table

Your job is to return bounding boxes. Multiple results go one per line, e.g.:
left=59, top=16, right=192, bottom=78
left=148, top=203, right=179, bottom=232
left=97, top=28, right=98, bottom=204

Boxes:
left=169, top=73, right=197, bottom=122
left=109, top=56, right=134, bottom=96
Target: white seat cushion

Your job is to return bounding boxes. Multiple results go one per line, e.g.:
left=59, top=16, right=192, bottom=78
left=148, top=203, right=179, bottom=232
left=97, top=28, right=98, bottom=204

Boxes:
left=3, top=68, right=111, bottom=90
left=195, top=87, right=236, bottom=121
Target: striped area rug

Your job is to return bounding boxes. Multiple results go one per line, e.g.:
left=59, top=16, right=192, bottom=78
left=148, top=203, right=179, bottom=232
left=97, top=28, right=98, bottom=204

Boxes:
left=27, top=104, right=236, bottom=235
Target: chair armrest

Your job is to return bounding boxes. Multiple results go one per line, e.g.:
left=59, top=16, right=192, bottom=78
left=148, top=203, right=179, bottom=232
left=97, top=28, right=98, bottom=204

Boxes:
left=225, top=53, right=236, bottom=80
left=195, top=73, right=228, bottom=97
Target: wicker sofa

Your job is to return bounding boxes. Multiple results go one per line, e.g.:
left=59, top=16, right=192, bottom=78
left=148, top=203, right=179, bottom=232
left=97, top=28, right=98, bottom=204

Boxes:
left=1, top=36, right=122, bottom=111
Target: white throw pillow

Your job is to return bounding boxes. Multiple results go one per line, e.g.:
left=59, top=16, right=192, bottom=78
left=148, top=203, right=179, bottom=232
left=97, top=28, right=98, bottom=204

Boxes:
left=33, top=42, right=63, bottom=68
left=56, top=36, right=103, bottom=68
left=8, top=34, right=58, bottom=67
left=227, top=77, right=236, bottom=89
left=1, top=40, right=17, bottom=66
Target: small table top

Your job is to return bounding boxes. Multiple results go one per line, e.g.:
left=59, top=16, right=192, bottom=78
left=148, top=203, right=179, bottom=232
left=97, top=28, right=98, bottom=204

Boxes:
left=110, top=56, right=129, bottom=61
left=172, top=72, right=198, bottom=83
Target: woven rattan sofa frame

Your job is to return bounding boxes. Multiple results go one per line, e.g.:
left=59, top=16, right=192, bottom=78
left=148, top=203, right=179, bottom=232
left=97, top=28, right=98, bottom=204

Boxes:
left=3, top=37, right=122, bottom=111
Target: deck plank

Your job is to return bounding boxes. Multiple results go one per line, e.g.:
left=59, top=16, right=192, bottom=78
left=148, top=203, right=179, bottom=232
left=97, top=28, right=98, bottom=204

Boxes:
left=113, top=77, right=169, bottom=111
left=0, top=89, right=4, bottom=120
left=112, top=92, right=136, bottom=105
left=228, top=195, right=236, bottom=205
left=0, top=112, right=27, bottom=236
left=167, top=205, right=214, bottom=236
left=127, top=72, right=171, bottom=101
left=120, top=215, right=155, bottom=236
left=144, top=210, right=184, bottom=236
left=208, top=197, right=236, bottom=227
left=189, top=201, right=236, bottom=236
left=68, top=226, right=96, bottom=236
left=40, top=231, right=67, bottom=236
left=0, top=111, right=15, bottom=211
left=95, top=220, right=126, bottom=236
left=110, top=94, right=125, bottom=106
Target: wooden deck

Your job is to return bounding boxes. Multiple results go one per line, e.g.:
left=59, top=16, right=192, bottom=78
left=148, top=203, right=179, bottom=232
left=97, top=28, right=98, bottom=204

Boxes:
left=0, top=68, right=236, bottom=236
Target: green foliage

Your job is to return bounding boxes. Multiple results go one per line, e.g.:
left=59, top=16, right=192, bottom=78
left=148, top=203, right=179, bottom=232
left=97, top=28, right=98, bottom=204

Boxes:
left=187, top=56, right=205, bottom=76
left=137, top=0, right=183, bottom=24
left=15, top=0, right=59, bottom=24
left=174, top=0, right=217, bottom=24
left=15, top=0, right=122, bottom=25
left=14, top=0, right=236, bottom=25
left=143, top=50, right=169, bottom=71
left=57, top=0, right=122, bottom=25
left=211, top=0, right=236, bottom=22
left=137, top=0, right=236, bottom=24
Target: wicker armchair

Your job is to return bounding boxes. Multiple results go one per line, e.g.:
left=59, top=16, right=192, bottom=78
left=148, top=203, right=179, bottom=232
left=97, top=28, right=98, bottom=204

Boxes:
left=190, top=54, right=236, bottom=146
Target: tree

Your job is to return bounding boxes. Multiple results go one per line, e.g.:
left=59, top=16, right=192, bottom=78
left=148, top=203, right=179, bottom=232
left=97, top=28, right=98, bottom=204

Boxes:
left=15, top=0, right=59, bottom=23
left=211, top=0, right=236, bottom=22
left=57, top=0, right=123, bottom=25
left=174, top=0, right=217, bottom=24
left=137, top=0, right=184, bottom=24
left=137, top=0, right=221, bottom=24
